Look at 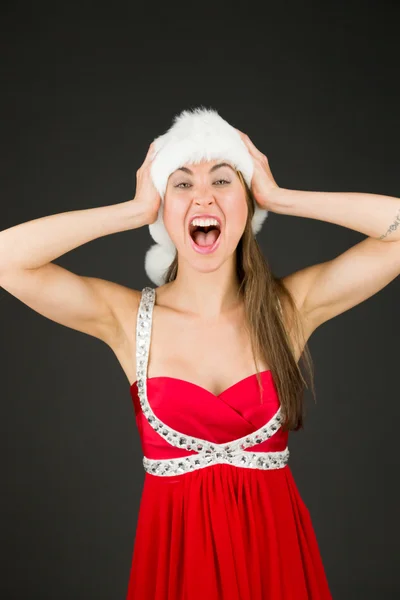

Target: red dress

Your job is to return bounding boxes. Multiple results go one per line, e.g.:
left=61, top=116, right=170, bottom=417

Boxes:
left=126, top=287, right=332, bottom=599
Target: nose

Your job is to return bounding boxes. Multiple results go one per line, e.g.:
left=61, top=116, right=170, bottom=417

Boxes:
left=193, top=191, right=216, bottom=206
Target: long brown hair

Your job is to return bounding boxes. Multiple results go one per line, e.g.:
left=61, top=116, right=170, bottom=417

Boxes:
left=164, top=170, right=315, bottom=431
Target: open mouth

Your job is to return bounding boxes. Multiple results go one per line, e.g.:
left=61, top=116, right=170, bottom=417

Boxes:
left=189, top=223, right=220, bottom=246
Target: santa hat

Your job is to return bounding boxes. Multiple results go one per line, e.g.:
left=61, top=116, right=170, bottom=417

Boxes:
left=145, top=106, right=269, bottom=285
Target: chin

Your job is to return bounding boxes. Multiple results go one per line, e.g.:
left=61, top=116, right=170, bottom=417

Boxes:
left=190, top=264, right=226, bottom=278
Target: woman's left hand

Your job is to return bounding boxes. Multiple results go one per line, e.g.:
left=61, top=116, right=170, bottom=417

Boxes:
left=235, top=128, right=280, bottom=210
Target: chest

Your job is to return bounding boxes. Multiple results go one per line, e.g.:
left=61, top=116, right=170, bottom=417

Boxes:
left=142, top=307, right=270, bottom=397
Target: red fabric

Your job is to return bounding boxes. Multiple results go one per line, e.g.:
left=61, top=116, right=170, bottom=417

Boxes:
left=126, top=370, right=332, bottom=599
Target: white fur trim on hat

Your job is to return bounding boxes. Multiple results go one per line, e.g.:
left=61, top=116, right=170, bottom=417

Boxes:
left=145, top=106, right=269, bottom=285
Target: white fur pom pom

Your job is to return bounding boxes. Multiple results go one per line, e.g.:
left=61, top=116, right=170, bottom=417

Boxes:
left=251, top=205, right=269, bottom=235
left=144, top=243, right=176, bottom=286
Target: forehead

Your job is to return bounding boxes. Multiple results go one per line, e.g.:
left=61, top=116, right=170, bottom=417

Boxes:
left=172, top=159, right=236, bottom=176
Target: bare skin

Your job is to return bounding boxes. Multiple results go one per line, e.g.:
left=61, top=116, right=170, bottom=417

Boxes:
left=113, top=284, right=274, bottom=395
left=1, top=137, right=399, bottom=395
left=112, top=156, right=311, bottom=393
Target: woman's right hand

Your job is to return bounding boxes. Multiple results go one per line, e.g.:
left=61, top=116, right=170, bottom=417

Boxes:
left=129, top=141, right=161, bottom=226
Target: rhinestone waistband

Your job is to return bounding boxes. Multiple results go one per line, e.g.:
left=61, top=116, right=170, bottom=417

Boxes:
left=143, top=446, right=290, bottom=477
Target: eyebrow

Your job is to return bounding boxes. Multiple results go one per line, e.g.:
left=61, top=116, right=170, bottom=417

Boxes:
left=174, top=162, right=235, bottom=175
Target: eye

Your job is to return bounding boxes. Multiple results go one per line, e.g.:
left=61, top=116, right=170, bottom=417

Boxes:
left=174, top=179, right=231, bottom=189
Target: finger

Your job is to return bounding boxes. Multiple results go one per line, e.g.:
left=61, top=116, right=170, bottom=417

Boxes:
left=242, top=133, right=264, bottom=158
left=235, top=128, right=255, bottom=149
left=137, top=145, right=155, bottom=175
left=235, top=127, right=248, bottom=142
left=240, top=131, right=266, bottom=162
left=145, top=142, right=157, bottom=162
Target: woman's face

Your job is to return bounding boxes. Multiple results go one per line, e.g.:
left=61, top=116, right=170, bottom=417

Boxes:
left=163, top=159, right=248, bottom=273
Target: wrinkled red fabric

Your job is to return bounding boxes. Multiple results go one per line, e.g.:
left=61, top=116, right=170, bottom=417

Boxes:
left=126, top=370, right=332, bottom=599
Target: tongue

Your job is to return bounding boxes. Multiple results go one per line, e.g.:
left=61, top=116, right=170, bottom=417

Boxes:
left=192, top=229, right=220, bottom=247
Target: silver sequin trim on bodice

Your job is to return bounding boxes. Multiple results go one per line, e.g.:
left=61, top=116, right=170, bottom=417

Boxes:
left=135, top=287, right=290, bottom=476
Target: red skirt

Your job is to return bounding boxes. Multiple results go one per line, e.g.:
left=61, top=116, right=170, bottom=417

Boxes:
left=126, top=463, right=332, bottom=599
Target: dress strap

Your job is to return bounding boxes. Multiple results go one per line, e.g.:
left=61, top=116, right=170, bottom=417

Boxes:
left=135, top=287, right=156, bottom=383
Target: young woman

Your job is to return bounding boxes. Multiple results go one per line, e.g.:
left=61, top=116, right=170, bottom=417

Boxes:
left=1, top=107, right=399, bottom=599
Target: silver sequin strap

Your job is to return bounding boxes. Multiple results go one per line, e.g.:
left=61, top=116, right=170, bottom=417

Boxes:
left=136, top=286, right=289, bottom=475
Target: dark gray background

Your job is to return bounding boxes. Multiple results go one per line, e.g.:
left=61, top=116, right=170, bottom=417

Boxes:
left=1, top=2, right=399, bottom=598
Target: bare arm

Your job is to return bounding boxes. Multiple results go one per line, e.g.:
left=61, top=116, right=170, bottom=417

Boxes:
left=0, top=201, right=148, bottom=273
left=0, top=201, right=148, bottom=344
left=274, top=187, right=400, bottom=335
left=270, top=187, right=400, bottom=242
left=0, top=141, right=161, bottom=346
left=234, top=129, right=400, bottom=337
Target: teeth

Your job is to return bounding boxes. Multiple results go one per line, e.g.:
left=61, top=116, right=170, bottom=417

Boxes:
left=190, top=218, right=220, bottom=227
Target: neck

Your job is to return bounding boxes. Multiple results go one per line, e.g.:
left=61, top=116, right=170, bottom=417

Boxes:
left=162, top=256, right=242, bottom=319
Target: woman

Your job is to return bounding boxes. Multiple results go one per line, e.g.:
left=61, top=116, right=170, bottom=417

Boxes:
left=1, top=107, right=399, bottom=599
